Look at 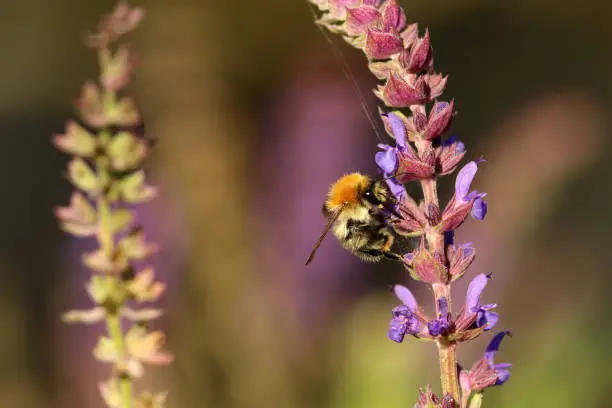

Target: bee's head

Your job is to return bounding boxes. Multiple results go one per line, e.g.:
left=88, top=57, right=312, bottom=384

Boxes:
left=363, top=180, right=393, bottom=207
left=326, top=173, right=372, bottom=212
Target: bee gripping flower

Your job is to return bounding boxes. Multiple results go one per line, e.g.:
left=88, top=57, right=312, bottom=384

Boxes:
left=459, top=331, right=512, bottom=393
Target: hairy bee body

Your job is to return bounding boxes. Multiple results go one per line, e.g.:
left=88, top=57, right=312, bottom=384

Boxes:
left=306, top=172, right=403, bottom=265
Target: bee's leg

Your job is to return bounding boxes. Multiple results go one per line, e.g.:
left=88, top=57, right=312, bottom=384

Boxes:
left=382, top=251, right=404, bottom=262
left=358, top=249, right=404, bottom=262
left=381, top=235, right=404, bottom=262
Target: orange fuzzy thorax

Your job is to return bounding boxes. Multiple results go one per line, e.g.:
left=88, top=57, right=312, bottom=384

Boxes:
left=326, top=173, right=371, bottom=211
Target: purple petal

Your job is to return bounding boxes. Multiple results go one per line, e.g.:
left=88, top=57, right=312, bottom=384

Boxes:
left=388, top=317, right=407, bottom=343
left=495, top=369, right=511, bottom=385
left=444, top=230, right=455, bottom=246
left=385, top=177, right=406, bottom=201
left=466, top=273, right=488, bottom=311
left=394, top=284, right=417, bottom=311
left=485, top=331, right=511, bottom=365
left=392, top=304, right=411, bottom=318
left=456, top=141, right=465, bottom=154
left=477, top=310, right=499, bottom=330
left=437, top=296, right=449, bottom=316
left=375, top=145, right=398, bottom=174
left=455, top=161, right=478, bottom=202
left=460, top=242, right=475, bottom=258
left=386, top=112, right=407, bottom=149
left=471, top=198, right=487, bottom=220
left=442, top=135, right=458, bottom=147
left=428, top=320, right=445, bottom=336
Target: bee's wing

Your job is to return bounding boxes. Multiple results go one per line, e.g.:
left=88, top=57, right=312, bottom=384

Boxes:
left=305, top=205, right=346, bottom=266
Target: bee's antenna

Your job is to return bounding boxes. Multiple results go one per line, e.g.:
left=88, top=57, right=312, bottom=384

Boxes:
left=305, top=203, right=347, bottom=266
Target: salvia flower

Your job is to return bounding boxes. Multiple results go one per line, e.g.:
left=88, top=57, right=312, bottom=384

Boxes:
left=388, top=284, right=422, bottom=343
left=465, top=273, right=498, bottom=330
left=460, top=331, right=512, bottom=394
left=438, top=161, right=487, bottom=232
left=437, top=135, right=466, bottom=176
left=448, top=241, right=475, bottom=281
left=375, top=112, right=407, bottom=200
left=309, top=0, right=512, bottom=405
left=428, top=297, right=452, bottom=336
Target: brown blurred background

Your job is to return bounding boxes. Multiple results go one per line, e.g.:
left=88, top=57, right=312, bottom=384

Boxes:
left=1, top=0, right=612, bottom=407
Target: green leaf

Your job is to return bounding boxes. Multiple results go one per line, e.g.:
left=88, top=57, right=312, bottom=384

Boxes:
left=86, top=275, right=110, bottom=304
left=118, top=170, right=157, bottom=203
left=68, top=158, right=99, bottom=195
left=93, top=335, right=119, bottom=363
left=77, top=81, right=106, bottom=128
left=83, top=248, right=114, bottom=273
left=119, top=229, right=159, bottom=260
left=107, top=96, right=140, bottom=126
left=99, top=378, right=122, bottom=408
left=62, top=307, right=105, bottom=324
left=110, top=208, right=134, bottom=234
left=55, top=192, right=96, bottom=223
left=53, top=121, right=97, bottom=157
left=107, top=131, right=147, bottom=171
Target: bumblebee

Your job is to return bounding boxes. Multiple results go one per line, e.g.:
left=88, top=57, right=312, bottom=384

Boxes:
left=305, top=173, right=404, bottom=265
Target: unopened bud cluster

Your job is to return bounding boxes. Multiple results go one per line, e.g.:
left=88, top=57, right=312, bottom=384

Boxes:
left=54, top=3, right=171, bottom=407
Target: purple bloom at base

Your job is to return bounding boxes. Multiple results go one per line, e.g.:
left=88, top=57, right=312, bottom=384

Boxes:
left=459, top=331, right=512, bottom=393
left=454, top=161, right=487, bottom=221
left=428, top=297, right=451, bottom=336
left=388, top=284, right=421, bottom=343
left=466, top=273, right=498, bottom=330
left=486, top=331, right=512, bottom=385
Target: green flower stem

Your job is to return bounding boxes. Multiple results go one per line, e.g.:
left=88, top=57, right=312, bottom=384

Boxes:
left=96, top=146, right=133, bottom=408
left=433, top=283, right=460, bottom=402
left=105, top=311, right=133, bottom=408
left=468, top=392, right=483, bottom=408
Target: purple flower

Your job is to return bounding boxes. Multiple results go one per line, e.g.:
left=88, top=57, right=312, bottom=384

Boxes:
left=454, top=161, right=487, bottom=220
left=459, top=331, right=512, bottom=393
left=428, top=297, right=451, bottom=336
left=375, top=112, right=407, bottom=200
left=442, top=135, right=465, bottom=154
left=485, top=331, right=512, bottom=385
left=466, top=273, right=498, bottom=330
left=388, top=284, right=421, bottom=343
left=472, top=197, right=487, bottom=220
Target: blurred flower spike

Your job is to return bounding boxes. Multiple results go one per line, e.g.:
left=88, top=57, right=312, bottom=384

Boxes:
left=54, top=3, right=171, bottom=408
left=309, top=0, right=512, bottom=406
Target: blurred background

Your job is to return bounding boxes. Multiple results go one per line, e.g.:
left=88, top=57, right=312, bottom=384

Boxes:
left=1, top=0, right=612, bottom=407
